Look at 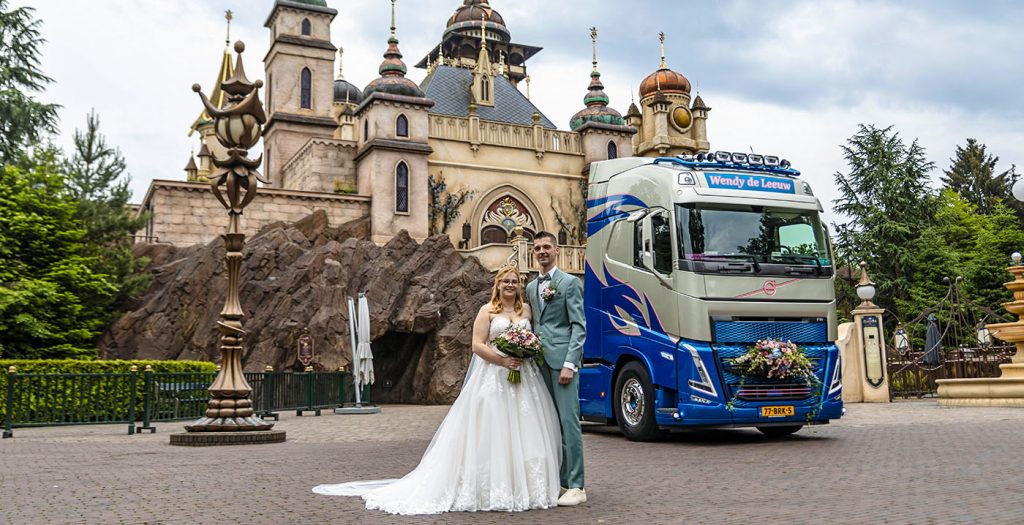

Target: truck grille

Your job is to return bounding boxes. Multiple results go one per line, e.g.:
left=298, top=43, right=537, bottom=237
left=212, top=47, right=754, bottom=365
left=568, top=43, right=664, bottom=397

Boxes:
left=713, top=320, right=827, bottom=344
left=714, top=344, right=830, bottom=407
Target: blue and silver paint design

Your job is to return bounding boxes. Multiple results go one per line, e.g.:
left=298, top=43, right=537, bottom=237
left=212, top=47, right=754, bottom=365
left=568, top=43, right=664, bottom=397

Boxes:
left=585, top=194, right=647, bottom=237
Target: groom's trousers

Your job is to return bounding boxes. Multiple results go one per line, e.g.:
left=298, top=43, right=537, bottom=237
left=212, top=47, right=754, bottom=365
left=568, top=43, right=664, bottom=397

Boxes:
left=542, top=366, right=585, bottom=489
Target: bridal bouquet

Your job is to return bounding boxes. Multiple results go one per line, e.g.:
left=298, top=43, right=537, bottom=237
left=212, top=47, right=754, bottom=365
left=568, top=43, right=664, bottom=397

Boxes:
left=729, top=338, right=815, bottom=380
left=493, top=326, right=544, bottom=384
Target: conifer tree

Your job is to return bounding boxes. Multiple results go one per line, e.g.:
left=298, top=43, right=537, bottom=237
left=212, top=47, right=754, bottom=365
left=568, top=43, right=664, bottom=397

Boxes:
left=0, top=0, right=59, bottom=165
left=941, top=138, right=1017, bottom=215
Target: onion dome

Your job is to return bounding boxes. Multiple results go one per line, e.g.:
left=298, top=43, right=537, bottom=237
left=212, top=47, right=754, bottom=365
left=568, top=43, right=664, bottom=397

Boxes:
left=570, top=28, right=625, bottom=131
left=570, top=70, right=624, bottom=130
left=446, top=0, right=510, bottom=43
left=364, top=36, right=425, bottom=98
left=639, top=67, right=691, bottom=98
left=332, top=48, right=363, bottom=104
left=364, top=3, right=425, bottom=99
left=334, top=79, right=363, bottom=104
left=639, top=32, right=690, bottom=99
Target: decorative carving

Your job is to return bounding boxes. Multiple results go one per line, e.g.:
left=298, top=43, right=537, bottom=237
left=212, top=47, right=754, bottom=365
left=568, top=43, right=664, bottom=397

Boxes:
left=482, top=195, right=535, bottom=234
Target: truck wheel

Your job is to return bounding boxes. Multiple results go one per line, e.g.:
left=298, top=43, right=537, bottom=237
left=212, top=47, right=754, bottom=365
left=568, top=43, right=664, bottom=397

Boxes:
left=614, top=361, right=662, bottom=441
left=756, top=425, right=803, bottom=437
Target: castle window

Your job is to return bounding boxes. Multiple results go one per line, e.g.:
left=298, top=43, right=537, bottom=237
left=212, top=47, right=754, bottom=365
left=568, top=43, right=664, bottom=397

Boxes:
left=481, top=226, right=507, bottom=245
left=363, top=119, right=369, bottom=141
left=395, top=161, right=409, bottom=213
left=396, top=114, right=409, bottom=137
left=301, top=18, right=311, bottom=36
left=480, top=76, right=490, bottom=102
left=300, top=68, right=312, bottom=109
left=608, top=140, right=618, bottom=160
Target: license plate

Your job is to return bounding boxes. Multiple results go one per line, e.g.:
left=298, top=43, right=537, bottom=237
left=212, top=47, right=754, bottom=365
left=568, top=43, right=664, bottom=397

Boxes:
left=760, top=406, right=794, bottom=417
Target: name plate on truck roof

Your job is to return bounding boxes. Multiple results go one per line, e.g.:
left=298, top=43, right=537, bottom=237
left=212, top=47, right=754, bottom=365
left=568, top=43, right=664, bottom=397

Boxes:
left=704, top=172, right=796, bottom=194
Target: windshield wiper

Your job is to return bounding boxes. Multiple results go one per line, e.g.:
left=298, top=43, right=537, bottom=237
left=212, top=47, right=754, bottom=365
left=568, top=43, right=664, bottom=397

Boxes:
left=702, top=254, right=761, bottom=273
left=775, top=253, right=825, bottom=276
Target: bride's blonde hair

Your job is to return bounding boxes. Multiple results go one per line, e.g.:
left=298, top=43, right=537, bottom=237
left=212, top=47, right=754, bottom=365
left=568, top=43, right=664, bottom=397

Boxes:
left=489, top=265, right=524, bottom=315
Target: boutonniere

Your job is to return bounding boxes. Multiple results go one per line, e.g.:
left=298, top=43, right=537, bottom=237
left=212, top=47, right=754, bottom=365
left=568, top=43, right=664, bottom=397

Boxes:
left=541, top=286, right=558, bottom=302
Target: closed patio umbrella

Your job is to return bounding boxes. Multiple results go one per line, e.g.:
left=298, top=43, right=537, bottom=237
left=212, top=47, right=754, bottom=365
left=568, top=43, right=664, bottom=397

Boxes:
left=924, top=314, right=941, bottom=366
left=356, top=293, right=375, bottom=392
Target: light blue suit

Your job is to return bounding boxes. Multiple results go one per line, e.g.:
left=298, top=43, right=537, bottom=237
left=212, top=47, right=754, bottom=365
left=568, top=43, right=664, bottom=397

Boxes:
left=526, top=268, right=586, bottom=489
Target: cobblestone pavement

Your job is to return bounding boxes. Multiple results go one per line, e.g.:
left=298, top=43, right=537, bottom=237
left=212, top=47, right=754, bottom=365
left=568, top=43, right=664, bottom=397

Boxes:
left=3, top=401, right=1024, bottom=524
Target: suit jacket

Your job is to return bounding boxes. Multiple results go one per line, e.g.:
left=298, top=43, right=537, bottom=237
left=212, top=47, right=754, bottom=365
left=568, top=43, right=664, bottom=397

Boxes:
left=526, top=269, right=587, bottom=371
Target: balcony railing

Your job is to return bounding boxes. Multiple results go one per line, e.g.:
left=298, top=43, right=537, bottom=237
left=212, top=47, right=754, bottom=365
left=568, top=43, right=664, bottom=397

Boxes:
left=457, top=238, right=586, bottom=275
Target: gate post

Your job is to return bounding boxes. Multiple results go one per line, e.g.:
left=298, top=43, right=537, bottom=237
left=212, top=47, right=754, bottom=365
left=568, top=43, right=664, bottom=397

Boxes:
left=838, top=263, right=891, bottom=403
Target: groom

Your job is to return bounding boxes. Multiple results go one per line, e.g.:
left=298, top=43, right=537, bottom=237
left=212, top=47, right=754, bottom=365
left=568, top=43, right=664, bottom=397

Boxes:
left=526, top=232, right=586, bottom=506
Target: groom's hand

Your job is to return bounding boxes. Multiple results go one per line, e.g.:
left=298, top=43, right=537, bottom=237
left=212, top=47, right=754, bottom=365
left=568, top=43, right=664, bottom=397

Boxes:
left=558, top=367, right=574, bottom=385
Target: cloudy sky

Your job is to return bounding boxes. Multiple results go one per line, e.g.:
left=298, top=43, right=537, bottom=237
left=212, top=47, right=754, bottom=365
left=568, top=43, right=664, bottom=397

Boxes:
left=20, top=0, right=1024, bottom=223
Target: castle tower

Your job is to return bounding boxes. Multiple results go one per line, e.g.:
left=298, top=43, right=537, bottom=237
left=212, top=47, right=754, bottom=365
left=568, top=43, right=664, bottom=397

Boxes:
left=570, top=27, right=635, bottom=168
left=263, top=0, right=338, bottom=187
left=356, top=0, right=434, bottom=244
left=632, top=32, right=710, bottom=157
left=415, top=0, right=540, bottom=87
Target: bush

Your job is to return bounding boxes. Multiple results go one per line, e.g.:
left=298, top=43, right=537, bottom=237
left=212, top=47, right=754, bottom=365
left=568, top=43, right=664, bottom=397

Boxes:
left=0, top=359, right=216, bottom=423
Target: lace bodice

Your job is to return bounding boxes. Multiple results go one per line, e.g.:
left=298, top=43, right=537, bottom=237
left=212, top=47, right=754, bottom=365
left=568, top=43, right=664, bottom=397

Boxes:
left=489, top=316, right=531, bottom=342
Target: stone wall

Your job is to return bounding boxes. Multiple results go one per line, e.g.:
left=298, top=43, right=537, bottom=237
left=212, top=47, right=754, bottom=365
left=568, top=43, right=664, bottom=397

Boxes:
left=280, top=138, right=358, bottom=193
left=137, top=180, right=370, bottom=246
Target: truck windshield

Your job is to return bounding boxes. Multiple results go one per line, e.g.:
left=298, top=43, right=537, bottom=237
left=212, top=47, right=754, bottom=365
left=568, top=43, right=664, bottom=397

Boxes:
left=675, top=204, right=831, bottom=265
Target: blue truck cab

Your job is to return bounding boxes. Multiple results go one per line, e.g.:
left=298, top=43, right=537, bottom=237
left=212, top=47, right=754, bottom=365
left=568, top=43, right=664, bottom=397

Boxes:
left=580, top=152, right=843, bottom=440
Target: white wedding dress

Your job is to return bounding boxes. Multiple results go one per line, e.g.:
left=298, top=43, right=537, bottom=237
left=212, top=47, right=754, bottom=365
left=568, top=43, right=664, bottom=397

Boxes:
left=313, top=316, right=562, bottom=515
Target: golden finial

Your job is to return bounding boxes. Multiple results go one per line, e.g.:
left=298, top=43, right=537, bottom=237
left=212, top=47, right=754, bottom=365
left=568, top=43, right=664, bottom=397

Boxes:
left=590, top=27, right=598, bottom=72
left=659, top=31, right=666, bottom=68
left=390, top=0, right=397, bottom=38
left=337, top=47, right=345, bottom=79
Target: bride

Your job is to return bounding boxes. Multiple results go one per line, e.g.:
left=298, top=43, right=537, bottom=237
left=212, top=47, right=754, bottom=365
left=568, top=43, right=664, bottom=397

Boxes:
left=313, top=265, right=563, bottom=514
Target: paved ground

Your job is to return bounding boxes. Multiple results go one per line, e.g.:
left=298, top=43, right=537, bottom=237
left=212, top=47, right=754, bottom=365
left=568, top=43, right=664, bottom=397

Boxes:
left=2, top=400, right=1024, bottom=524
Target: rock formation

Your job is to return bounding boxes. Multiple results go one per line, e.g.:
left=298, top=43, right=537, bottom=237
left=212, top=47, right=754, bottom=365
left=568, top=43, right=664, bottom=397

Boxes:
left=101, top=211, right=494, bottom=404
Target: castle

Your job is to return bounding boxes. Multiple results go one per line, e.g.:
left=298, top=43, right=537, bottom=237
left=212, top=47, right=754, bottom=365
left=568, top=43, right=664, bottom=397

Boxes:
left=135, top=0, right=712, bottom=273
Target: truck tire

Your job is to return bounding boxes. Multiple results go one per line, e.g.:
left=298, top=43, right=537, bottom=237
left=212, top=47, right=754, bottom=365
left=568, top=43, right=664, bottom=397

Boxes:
left=756, top=425, right=803, bottom=437
left=614, top=361, right=662, bottom=441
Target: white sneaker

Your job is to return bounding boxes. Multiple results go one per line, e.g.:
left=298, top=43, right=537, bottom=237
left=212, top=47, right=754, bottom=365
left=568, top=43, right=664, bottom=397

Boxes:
left=557, top=488, right=586, bottom=506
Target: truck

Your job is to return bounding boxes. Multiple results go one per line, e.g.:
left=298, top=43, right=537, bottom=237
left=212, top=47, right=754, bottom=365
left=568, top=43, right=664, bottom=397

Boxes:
left=579, top=152, right=844, bottom=441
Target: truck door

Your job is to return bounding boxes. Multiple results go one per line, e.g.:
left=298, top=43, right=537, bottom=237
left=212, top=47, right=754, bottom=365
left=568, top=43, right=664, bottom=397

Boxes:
left=629, top=209, right=677, bottom=393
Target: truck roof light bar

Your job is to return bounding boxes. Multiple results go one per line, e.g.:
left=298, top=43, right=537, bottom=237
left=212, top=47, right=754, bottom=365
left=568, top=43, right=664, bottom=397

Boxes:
left=731, top=153, right=748, bottom=164
left=714, top=151, right=732, bottom=163
left=652, top=156, right=801, bottom=177
left=748, top=154, right=764, bottom=165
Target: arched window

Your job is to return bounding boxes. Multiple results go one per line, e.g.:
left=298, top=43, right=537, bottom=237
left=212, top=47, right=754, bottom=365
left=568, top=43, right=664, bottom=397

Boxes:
left=301, top=18, right=311, bottom=36
left=300, top=68, right=312, bottom=109
left=395, top=161, right=409, bottom=213
left=396, top=114, right=409, bottom=137
left=607, top=140, right=618, bottom=160
left=481, top=226, right=508, bottom=245
left=363, top=119, right=369, bottom=141
left=480, top=76, right=490, bottom=102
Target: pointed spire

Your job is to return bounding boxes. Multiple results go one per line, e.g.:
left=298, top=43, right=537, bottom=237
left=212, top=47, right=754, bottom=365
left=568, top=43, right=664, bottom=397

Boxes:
left=570, top=26, right=624, bottom=131
left=659, top=31, right=667, bottom=69
left=188, top=16, right=235, bottom=136
left=337, top=47, right=345, bottom=80
left=378, top=0, right=408, bottom=77
left=583, top=27, right=609, bottom=108
left=475, top=12, right=491, bottom=72
left=525, top=75, right=531, bottom=99
left=590, top=26, right=598, bottom=73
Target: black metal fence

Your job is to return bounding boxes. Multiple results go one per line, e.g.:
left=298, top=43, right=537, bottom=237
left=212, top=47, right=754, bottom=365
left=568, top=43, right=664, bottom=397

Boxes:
left=3, top=367, right=369, bottom=438
left=888, top=344, right=1015, bottom=398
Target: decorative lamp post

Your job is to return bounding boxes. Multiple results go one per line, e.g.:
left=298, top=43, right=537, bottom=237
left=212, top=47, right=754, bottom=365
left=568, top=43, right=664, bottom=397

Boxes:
left=172, top=41, right=281, bottom=445
left=855, top=261, right=876, bottom=308
left=894, top=326, right=910, bottom=354
left=977, top=321, right=991, bottom=348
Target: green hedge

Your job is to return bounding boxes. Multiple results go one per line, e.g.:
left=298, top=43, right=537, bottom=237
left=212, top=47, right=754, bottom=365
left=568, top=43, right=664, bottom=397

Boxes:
left=1, top=360, right=217, bottom=424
